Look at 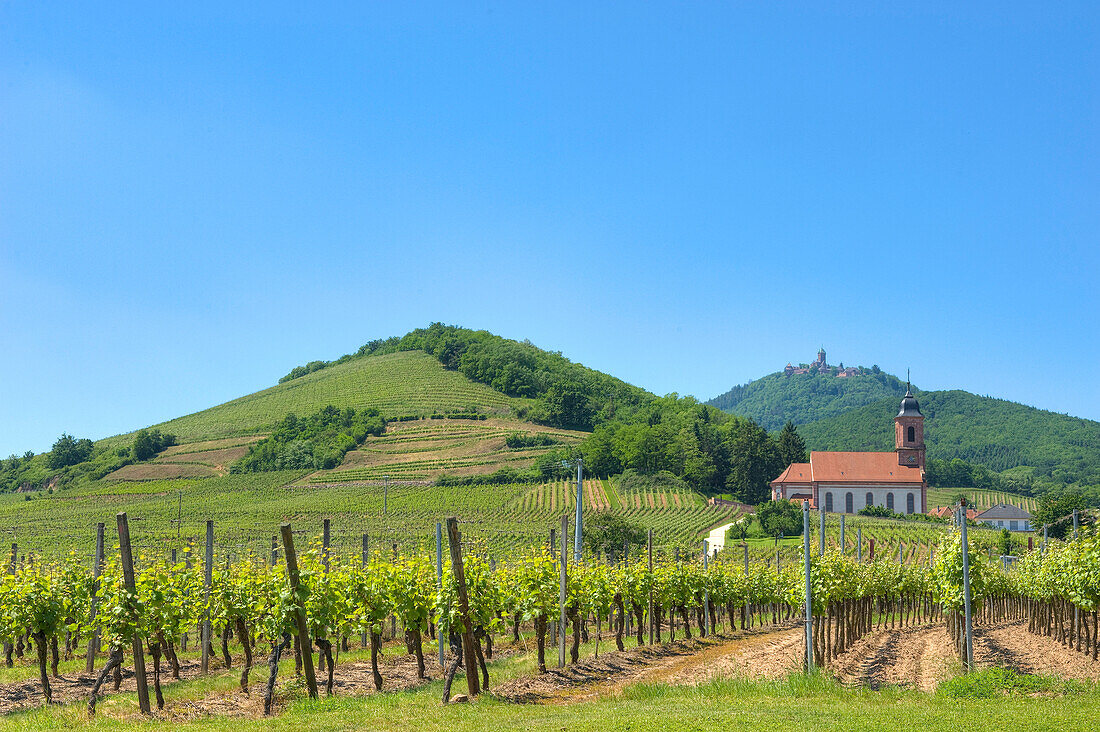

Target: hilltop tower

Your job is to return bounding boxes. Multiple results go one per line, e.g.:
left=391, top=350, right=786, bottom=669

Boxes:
left=815, top=348, right=827, bottom=368
left=895, top=382, right=925, bottom=469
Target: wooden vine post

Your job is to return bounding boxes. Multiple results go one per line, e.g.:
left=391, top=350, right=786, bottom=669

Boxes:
left=280, top=523, right=318, bottom=698
left=445, top=517, right=480, bottom=698
left=84, top=523, right=105, bottom=673
left=116, top=512, right=151, bottom=715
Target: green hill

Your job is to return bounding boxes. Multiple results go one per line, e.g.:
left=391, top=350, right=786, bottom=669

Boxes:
left=798, top=390, right=1100, bottom=486
left=706, top=369, right=910, bottom=431
left=143, top=350, right=528, bottom=444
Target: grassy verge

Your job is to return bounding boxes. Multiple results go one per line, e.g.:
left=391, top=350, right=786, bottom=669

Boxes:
left=5, top=667, right=1098, bottom=731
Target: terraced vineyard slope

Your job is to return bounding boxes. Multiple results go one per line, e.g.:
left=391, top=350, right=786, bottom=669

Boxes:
left=124, top=350, right=530, bottom=444
left=307, top=418, right=586, bottom=483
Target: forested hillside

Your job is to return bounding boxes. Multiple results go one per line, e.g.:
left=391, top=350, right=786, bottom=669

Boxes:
left=798, top=390, right=1100, bottom=490
left=707, top=368, right=909, bottom=430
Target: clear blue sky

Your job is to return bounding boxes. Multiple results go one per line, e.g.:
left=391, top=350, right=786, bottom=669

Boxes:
left=2, top=2, right=1098, bottom=456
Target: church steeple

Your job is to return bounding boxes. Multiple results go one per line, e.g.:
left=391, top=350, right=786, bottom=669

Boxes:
left=895, top=378, right=925, bottom=469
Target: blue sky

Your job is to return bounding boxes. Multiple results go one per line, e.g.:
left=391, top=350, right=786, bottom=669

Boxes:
left=2, top=2, right=1098, bottom=455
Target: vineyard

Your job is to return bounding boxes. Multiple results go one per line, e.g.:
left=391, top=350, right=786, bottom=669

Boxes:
left=0, top=512, right=1099, bottom=728
left=0, top=473, right=742, bottom=563
left=307, top=418, right=586, bottom=482
left=103, top=351, right=530, bottom=447
left=926, top=487, right=1038, bottom=513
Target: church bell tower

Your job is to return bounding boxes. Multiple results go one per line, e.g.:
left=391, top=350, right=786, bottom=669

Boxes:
left=895, top=382, right=925, bottom=469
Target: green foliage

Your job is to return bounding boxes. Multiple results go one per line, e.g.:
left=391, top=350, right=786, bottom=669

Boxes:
left=859, top=504, right=896, bottom=519
left=583, top=512, right=647, bottom=556
left=578, top=397, right=788, bottom=502
left=504, top=432, right=557, bottom=449
left=1033, top=492, right=1090, bottom=540
left=708, top=368, right=908, bottom=430
left=937, top=668, right=1086, bottom=699
left=131, top=428, right=177, bottom=461
left=757, top=499, right=803, bottom=539
left=233, top=406, right=385, bottom=472
left=47, top=433, right=94, bottom=469
left=775, top=421, right=808, bottom=466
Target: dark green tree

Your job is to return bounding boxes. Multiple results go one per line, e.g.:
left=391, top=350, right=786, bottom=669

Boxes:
left=775, top=421, right=808, bottom=467
left=47, top=433, right=94, bottom=469
left=757, top=500, right=803, bottom=539
left=541, top=381, right=596, bottom=431
left=1033, top=492, right=1089, bottom=540
left=582, top=512, right=647, bottom=557
left=726, top=420, right=782, bottom=505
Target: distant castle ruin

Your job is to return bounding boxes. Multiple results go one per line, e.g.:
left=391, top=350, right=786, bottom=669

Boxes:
left=784, top=348, right=862, bottom=378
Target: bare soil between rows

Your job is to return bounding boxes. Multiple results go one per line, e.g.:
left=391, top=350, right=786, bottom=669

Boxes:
left=493, top=622, right=804, bottom=704
left=7, top=620, right=1100, bottom=718
left=0, top=640, right=526, bottom=720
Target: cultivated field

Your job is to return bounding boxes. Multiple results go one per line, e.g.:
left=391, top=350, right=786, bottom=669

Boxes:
left=927, top=487, right=1039, bottom=513
left=99, top=351, right=530, bottom=446
left=308, top=418, right=585, bottom=482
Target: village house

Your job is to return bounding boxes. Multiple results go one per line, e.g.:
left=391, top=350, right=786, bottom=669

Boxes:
left=975, top=504, right=1034, bottom=532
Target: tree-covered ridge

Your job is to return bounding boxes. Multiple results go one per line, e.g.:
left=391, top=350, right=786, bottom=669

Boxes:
left=706, top=368, right=909, bottom=431
left=798, top=390, right=1100, bottom=490
left=578, top=393, right=809, bottom=504
left=280, top=323, right=655, bottom=431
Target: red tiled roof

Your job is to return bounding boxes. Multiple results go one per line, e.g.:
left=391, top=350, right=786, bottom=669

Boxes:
left=808, top=451, right=923, bottom=484
left=771, top=463, right=812, bottom=485
left=929, top=506, right=977, bottom=519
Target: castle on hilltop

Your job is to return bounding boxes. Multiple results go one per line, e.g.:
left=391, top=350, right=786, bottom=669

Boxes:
left=784, top=348, right=860, bottom=378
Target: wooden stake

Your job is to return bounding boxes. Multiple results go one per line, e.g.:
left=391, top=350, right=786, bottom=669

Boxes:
left=445, top=518, right=480, bottom=697
left=280, top=523, right=318, bottom=698
left=117, top=513, right=151, bottom=715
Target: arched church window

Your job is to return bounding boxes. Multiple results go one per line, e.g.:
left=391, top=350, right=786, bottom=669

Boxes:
left=886, top=493, right=895, bottom=511
left=907, top=493, right=915, bottom=514
left=845, top=492, right=853, bottom=513
left=825, top=492, right=833, bottom=512
left=907, top=425, right=915, bottom=443
left=866, top=492, right=873, bottom=508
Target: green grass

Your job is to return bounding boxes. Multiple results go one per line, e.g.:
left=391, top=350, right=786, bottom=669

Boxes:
left=4, top=663, right=1098, bottom=731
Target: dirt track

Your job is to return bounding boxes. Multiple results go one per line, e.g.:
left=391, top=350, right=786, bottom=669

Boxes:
left=494, top=622, right=804, bottom=704
left=973, top=620, right=1100, bottom=682
left=830, top=624, right=954, bottom=691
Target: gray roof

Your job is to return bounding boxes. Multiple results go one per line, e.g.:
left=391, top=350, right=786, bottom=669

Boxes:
left=897, top=386, right=923, bottom=418
left=975, top=503, right=1033, bottom=520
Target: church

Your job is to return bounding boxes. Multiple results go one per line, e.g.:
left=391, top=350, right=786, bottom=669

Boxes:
left=770, top=386, right=927, bottom=514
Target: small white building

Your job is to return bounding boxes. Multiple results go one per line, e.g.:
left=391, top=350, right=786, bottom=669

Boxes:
left=975, top=503, right=1033, bottom=532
